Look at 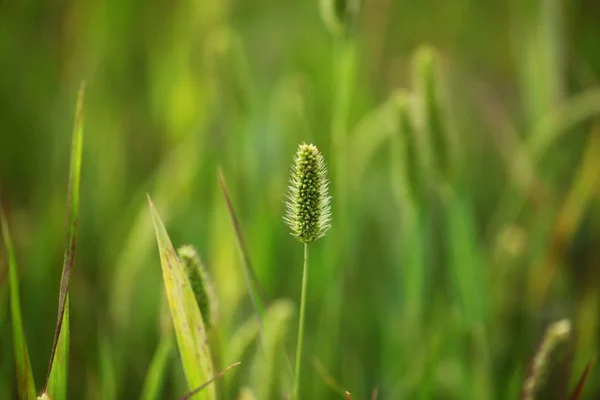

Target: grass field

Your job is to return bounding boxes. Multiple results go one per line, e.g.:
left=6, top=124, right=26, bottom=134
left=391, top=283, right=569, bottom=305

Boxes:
left=1, top=0, right=599, bottom=398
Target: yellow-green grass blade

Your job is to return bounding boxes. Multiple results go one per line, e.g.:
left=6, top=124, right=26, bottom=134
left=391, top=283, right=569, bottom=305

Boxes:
left=45, top=81, right=86, bottom=398
left=147, top=196, right=216, bottom=400
left=0, top=199, right=36, bottom=399
left=140, top=335, right=174, bottom=400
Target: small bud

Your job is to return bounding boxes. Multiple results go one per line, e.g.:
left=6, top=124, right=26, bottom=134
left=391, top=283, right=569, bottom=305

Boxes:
left=284, top=143, right=331, bottom=243
left=177, top=245, right=218, bottom=329
left=319, top=0, right=360, bottom=37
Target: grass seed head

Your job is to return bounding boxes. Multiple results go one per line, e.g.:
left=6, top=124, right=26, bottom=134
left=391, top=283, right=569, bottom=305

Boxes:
left=284, top=143, right=331, bottom=243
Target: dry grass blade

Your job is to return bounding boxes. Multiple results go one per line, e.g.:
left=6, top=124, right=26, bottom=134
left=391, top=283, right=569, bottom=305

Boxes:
left=45, top=82, right=85, bottom=394
left=1, top=194, right=37, bottom=399
left=147, top=196, right=215, bottom=400
left=178, top=362, right=241, bottom=400
left=568, top=357, right=595, bottom=400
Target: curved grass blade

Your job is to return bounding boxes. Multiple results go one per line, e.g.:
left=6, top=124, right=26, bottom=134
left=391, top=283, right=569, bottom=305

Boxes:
left=0, top=195, right=36, bottom=399
left=140, top=335, right=174, bottom=400
left=178, top=362, right=241, bottom=400
left=44, top=81, right=86, bottom=398
left=147, top=196, right=215, bottom=400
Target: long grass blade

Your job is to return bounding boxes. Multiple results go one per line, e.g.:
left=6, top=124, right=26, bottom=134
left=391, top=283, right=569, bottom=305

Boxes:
left=218, top=168, right=295, bottom=380
left=44, top=82, right=85, bottom=396
left=147, top=196, right=215, bottom=400
left=0, top=195, right=36, bottom=399
left=252, top=300, right=294, bottom=400
left=178, top=362, right=241, bottom=400
left=45, top=297, right=70, bottom=400
left=217, top=167, right=266, bottom=320
left=140, top=335, right=174, bottom=400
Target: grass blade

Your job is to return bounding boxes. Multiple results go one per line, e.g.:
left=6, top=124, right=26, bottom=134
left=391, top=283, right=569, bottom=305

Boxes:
left=140, top=335, right=174, bottom=400
left=568, top=357, right=595, bottom=400
left=252, top=300, right=294, bottom=400
left=44, top=81, right=86, bottom=398
left=147, top=196, right=215, bottom=400
left=178, top=362, right=241, bottom=400
left=217, top=168, right=296, bottom=382
left=45, top=297, right=70, bottom=400
left=0, top=196, right=36, bottom=399
left=217, top=167, right=266, bottom=320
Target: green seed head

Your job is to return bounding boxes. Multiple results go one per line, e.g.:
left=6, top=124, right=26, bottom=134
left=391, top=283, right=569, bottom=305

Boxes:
left=284, top=143, right=331, bottom=243
left=177, top=245, right=219, bottom=329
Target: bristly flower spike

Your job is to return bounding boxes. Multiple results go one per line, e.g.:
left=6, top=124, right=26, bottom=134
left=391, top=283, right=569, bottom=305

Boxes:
left=284, top=143, right=331, bottom=243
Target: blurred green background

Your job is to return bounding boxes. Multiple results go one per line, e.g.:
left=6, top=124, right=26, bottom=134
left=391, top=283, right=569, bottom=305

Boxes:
left=1, top=0, right=600, bottom=398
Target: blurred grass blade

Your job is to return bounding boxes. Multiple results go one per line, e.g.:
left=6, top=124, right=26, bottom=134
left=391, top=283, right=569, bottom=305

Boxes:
left=217, top=167, right=266, bottom=320
left=1, top=197, right=37, bottom=399
left=238, top=387, right=257, bottom=400
left=140, top=335, right=174, bottom=400
left=252, top=300, right=294, bottom=400
left=98, top=333, right=117, bottom=399
left=178, top=362, right=241, bottom=400
left=147, top=196, right=216, bottom=399
left=412, top=46, right=456, bottom=183
left=44, top=82, right=85, bottom=397
left=225, top=314, right=260, bottom=367
left=568, top=357, right=595, bottom=400
left=218, top=168, right=296, bottom=379
left=349, top=91, right=402, bottom=191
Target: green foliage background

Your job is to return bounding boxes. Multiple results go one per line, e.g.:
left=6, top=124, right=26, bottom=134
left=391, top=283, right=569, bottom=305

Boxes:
left=1, top=0, right=600, bottom=398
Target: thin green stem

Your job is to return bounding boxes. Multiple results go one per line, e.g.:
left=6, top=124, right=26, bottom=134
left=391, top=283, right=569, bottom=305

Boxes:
left=293, top=243, right=309, bottom=399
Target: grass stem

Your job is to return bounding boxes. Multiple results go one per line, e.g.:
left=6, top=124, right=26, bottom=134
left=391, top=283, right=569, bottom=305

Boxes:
left=293, top=243, right=309, bottom=399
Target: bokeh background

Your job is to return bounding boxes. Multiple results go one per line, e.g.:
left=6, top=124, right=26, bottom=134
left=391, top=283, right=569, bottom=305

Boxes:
left=1, top=0, right=600, bottom=398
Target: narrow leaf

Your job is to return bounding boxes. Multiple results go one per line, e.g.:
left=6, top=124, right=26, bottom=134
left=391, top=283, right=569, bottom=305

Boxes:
left=45, top=81, right=85, bottom=394
left=568, top=357, right=595, bottom=400
left=147, top=196, right=215, bottom=400
left=178, top=362, right=241, bottom=400
left=140, top=335, right=174, bottom=400
left=217, top=167, right=266, bottom=321
left=45, top=297, right=70, bottom=400
left=252, top=300, right=294, bottom=400
left=0, top=196, right=36, bottom=399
